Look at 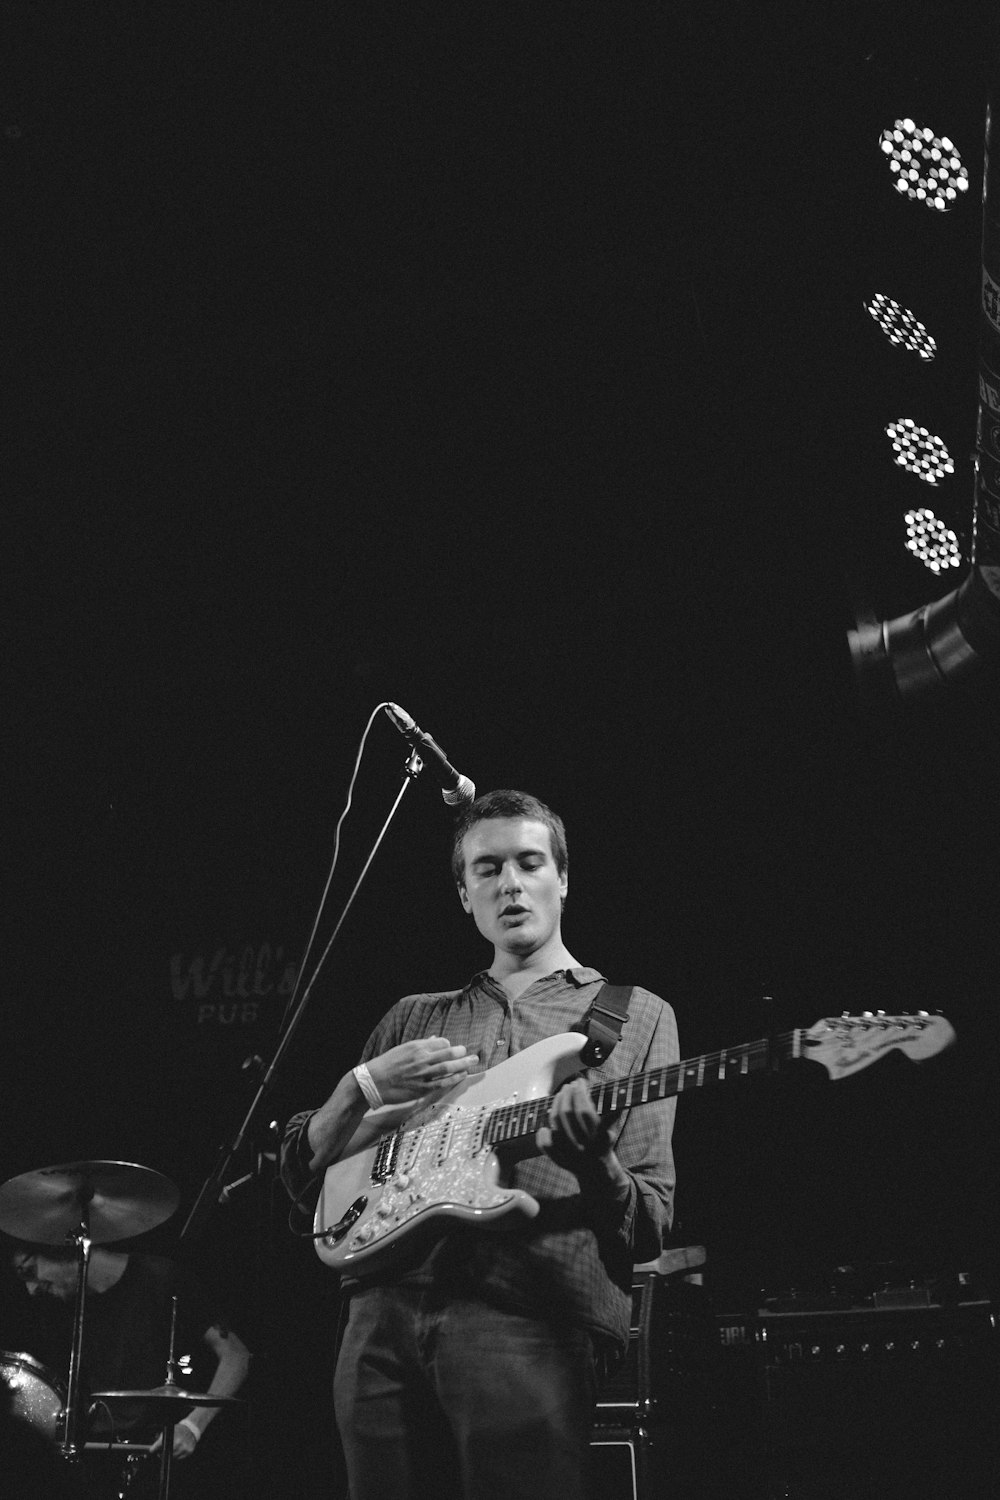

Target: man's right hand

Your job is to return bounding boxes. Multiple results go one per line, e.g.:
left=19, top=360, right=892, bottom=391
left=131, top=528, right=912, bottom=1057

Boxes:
left=367, top=1037, right=479, bottom=1104
left=307, top=1039, right=479, bottom=1173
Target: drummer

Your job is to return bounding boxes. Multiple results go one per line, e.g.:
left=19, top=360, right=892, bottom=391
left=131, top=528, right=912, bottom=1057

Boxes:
left=3, top=1241, right=250, bottom=1466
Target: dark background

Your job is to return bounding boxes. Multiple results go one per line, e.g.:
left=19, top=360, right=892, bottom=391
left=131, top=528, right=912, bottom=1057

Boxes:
left=3, top=3, right=999, bottom=1493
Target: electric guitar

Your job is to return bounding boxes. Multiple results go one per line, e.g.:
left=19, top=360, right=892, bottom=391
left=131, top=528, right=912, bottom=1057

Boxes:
left=313, top=1011, right=954, bottom=1273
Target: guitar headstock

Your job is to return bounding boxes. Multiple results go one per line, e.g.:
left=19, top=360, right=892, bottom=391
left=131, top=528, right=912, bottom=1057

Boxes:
left=802, top=1012, right=956, bottom=1079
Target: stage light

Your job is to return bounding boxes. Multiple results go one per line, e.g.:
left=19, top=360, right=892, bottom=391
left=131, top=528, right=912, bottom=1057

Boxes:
left=885, top=419, right=955, bottom=483
left=865, top=294, right=937, bottom=360
left=878, top=119, right=970, bottom=211
left=849, top=565, right=1000, bottom=702
left=904, top=507, right=963, bottom=573
left=850, top=95, right=1000, bottom=709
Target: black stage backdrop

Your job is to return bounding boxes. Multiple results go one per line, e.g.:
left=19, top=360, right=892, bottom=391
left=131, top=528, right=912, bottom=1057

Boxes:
left=4, top=5, right=999, bottom=1495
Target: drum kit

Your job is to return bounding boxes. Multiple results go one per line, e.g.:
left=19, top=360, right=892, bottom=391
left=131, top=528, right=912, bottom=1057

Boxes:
left=0, top=1159, right=243, bottom=1499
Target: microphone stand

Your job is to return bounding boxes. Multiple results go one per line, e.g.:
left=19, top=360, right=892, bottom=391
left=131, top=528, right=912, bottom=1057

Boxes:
left=180, top=747, right=425, bottom=1248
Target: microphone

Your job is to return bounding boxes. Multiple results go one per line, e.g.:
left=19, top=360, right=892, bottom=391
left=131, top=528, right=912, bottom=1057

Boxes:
left=384, top=703, right=476, bottom=806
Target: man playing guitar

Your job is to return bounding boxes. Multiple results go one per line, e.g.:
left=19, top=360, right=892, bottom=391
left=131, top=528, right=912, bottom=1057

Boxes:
left=281, top=788, right=678, bottom=1500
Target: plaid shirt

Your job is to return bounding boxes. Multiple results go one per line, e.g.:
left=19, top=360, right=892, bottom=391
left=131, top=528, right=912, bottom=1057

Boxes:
left=282, top=966, right=677, bottom=1353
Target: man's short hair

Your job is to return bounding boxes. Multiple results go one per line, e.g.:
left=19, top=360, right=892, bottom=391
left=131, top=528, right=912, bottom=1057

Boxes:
left=450, top=790, right=568, bottom=888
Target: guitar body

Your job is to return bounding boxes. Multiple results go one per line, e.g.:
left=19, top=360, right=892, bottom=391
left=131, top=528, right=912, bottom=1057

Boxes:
left=313, top=1031, right=590, bottom=1274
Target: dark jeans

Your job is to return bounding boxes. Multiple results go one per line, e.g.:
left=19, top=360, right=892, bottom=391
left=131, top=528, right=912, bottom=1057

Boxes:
left=334, top=1284, right=598, bottom=1500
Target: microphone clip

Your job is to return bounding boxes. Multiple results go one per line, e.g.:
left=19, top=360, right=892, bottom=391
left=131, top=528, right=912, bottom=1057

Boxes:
left=383, top=703, right=476, bottom=806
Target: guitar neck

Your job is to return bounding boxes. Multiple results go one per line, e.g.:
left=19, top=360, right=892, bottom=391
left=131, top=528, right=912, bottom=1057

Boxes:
left=484, top=1029, right=802, bottom=1148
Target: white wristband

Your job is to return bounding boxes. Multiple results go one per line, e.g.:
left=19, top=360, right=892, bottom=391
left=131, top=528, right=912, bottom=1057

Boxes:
left=178, top=1416, right=201, bottom=1443
left=353, top=1062, right=384, bottom=1110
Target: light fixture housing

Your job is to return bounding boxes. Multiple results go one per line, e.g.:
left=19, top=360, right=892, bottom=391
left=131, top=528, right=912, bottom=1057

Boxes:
left=849, top=564, right=1000, bottom=702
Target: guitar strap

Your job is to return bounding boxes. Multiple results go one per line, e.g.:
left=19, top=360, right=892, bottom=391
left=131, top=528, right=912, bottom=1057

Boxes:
left=576, top=982, right=633, bottom=1066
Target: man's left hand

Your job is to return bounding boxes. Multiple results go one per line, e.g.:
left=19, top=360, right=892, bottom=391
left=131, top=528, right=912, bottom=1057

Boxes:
left=535, top=1077, right=614, bottom=1173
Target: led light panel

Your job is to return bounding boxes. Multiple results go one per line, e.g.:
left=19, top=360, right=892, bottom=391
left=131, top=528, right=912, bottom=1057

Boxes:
left=865, top=293, right=937, bottom=360
left=904, top=507, right=963, bottom=573
left=885, top=419, right=955, bottom=484
left=879, top=119, right=969, bottom=211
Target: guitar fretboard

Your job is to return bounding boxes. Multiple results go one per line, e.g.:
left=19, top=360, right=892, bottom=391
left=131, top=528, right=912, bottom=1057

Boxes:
left=483, top=1028, right=802, bottom=1147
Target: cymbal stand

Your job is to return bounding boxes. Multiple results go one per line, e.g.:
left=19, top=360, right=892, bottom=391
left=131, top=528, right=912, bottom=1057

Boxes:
left=156, top=1295, right=182, bottom=1500
left=61, top=1187, right=94, bottom=1459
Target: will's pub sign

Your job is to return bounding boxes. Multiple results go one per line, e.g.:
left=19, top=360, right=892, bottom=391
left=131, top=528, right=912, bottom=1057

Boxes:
left=170, top=941, right=299, bottom=1027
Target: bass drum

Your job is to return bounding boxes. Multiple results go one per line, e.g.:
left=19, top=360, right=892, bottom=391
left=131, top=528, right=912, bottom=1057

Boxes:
left=0, top=1349, right=66, bottom=1443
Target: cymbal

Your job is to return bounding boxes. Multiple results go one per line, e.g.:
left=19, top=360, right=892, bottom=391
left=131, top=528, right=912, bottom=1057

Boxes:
left=0, top=1161, right=180, bottom=1246
left=91, top=1386, right=243, bottom=1418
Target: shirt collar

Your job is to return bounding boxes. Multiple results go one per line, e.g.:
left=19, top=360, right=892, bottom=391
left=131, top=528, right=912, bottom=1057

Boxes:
left=466, top=965, right=606, bottom=995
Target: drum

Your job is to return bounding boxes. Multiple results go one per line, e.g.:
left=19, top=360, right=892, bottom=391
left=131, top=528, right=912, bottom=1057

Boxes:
left=0, top=1349, right=66, bottom=1442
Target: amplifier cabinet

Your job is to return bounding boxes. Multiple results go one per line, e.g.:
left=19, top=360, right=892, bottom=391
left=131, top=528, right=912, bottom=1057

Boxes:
left=595, top=1275, right=715, bottom=1423
left=591, top=1258, right=715, bottom=1500
left=715, top=1298, right=998, bottom=1500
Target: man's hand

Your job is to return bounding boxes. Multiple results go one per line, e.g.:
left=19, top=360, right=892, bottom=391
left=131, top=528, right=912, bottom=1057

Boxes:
left=151, top=1420, right=199, bottom=1461
left=368, top=1037, right=479, bottom=1104
left=173, top=1421, right=199, bottom=1460
left=308, top=1038, right=479, bottom=1173
left=535, top=1077, right=613, bottom=1172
